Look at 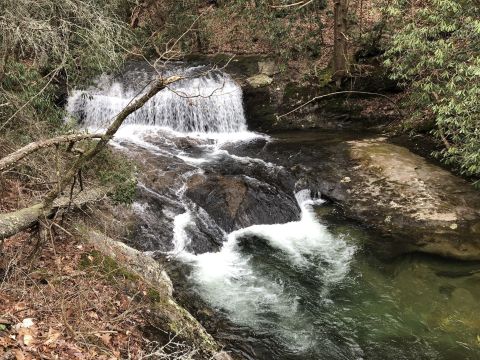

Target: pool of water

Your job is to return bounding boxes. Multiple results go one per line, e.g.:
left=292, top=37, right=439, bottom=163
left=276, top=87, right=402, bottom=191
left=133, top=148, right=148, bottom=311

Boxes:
left=180, top=200, right=480, bottom=360
left=68, top=63, right=480, bottom=359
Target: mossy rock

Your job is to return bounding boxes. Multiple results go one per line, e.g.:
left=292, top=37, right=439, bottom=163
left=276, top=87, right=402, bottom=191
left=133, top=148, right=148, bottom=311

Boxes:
left=79, top=250, right=139, bottom=282
left=151, top=298, right=219, bottom=355
left=246, top=74, right=273, bottom=88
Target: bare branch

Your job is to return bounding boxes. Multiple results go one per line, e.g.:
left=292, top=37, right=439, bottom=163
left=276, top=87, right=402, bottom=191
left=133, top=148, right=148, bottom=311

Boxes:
left=277, top=90, right=402, bottom=119
left=0, top=133, right=103, bottom=172
left=269, top=1, right=307, bottom=8
left=269, top=0, right=315, bottom=9
left=41, top=74, right=184, bottom=212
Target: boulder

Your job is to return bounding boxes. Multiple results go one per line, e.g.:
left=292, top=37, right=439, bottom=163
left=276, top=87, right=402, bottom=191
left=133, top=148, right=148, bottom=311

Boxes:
left=317, top=138, right=480, bottom=260
left=246, top=74, right=273, bottom=88
left=185, top=173, right=300, bottom=233
left=258, top=60, right=279, bottom=76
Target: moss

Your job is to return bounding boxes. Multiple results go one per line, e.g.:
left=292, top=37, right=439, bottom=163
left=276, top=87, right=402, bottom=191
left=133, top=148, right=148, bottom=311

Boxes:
left=316, top=67, right=334, bottom=87
left=79, top=250, right=139, bottom=282
left=283, top=82, right=301, bottom=100
left=147, top=287, right=161, bottom=303
left=243, top=87, right=277, bottom=131
left=152, top=298, right=219, bottom=353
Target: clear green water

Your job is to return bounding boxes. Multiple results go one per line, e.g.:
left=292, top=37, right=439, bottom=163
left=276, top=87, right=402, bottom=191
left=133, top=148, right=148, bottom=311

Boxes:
left=190, top=207, right=480, bottom=360
left=297, top=213, right=480, bottom=359
left=159, top=128, right=480, bottom=360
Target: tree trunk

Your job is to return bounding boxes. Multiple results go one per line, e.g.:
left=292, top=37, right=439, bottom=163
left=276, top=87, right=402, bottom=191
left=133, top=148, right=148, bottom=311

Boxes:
left=0, top=187, right=110, bottom=241
left=0, top=133, right=103, bottom=172
left=333, top=0, right=348, bottom=86
left=41, top=75, right=181, bottom=213
left=0, top=74, right=183, bottom=240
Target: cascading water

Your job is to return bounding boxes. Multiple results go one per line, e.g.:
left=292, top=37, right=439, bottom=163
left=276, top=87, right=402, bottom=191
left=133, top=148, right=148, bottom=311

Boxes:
left=67, top=64, right=247, bottom=134
left=169, top=189, right=355, bottom=353
left=65, top=62, right=358, bottom=358
left=66, top=62, right=357, bottom=357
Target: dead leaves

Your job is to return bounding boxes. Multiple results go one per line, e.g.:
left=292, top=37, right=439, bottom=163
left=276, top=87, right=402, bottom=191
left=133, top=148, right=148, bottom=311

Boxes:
left=43, top=328, right=61, bottom=347
left=0, top=235, right=152, bottom=359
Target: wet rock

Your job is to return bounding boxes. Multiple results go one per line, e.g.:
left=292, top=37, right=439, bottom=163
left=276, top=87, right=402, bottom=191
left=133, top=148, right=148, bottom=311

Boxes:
left=316, top=138, right=480, bottom=260
left=172, top=136, right=203, bottom=150
left=217, top=131, right=480, bottom=260
left=201, top=150, right=296, bottom=196
left=120, top=142, right=227, bottom=254
left=185, top=173, right=300, bottom=233
left=182, top=206, right=226, bottom=254
left=129, top=187, right=225, bottom=255
left=129, top=192, right=181, bottom=253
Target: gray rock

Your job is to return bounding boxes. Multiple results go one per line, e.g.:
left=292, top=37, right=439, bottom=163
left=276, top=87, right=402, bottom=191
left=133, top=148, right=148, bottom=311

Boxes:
left=246, top=74, right=273, bottom=88
left=185, top=173, right=300, bottom=233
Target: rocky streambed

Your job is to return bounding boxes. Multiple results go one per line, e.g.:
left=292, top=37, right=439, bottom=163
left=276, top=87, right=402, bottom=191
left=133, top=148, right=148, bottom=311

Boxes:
left=111, top=127, right=480, bottom=360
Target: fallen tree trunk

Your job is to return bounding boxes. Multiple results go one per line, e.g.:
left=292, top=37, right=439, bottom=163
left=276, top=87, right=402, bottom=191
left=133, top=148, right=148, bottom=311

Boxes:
left=0, top=187, right=109, bottom=240
left=0, top=133, right=103, bottom=172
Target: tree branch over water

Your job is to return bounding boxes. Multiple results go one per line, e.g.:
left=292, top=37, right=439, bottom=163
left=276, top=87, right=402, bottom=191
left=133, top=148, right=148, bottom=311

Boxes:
left=0, top=74, right=183, bottom=242
left=276, top=90, right=402, bottom=120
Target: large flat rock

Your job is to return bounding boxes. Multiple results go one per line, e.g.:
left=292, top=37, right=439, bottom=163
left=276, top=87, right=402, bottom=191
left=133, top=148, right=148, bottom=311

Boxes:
left=335, top=138, right=480, bottom=260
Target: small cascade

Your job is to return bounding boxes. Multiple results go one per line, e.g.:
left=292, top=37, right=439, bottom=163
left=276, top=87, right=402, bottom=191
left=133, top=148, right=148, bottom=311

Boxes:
left=168, top=189, right=356, bottom=351
left=66, top=64, right=247, bottom=134
left=171, top=189, right=355, bottom=281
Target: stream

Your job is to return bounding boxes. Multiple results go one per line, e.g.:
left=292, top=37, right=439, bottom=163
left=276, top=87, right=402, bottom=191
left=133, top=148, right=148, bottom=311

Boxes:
left=68, top=63, right=480, bottom=360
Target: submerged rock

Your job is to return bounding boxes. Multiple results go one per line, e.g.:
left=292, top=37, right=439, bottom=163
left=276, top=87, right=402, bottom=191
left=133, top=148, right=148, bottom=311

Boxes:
left=185, top=173, right=301, bottom=233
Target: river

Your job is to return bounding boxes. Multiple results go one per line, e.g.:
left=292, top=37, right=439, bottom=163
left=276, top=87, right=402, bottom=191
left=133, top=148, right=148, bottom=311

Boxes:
left=67, top=63, right=480, bottom=360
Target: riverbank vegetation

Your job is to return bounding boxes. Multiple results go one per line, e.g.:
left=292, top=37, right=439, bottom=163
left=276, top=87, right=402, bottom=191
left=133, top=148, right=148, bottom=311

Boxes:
left=382, top=0, right=480, bottom=182
left=133, top=0, right=479, bottom=181
left=0, top=0, right=136, bottom=213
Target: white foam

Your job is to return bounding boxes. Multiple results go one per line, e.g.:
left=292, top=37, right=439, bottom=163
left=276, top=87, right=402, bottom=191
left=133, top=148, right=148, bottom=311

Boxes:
left=66, top=69, right=250, bottom=135
left=171, top=211, right=195, bottom=256
left=167, top=189, right=355, bottom=349
left=169, top=189, right=355, bottom=322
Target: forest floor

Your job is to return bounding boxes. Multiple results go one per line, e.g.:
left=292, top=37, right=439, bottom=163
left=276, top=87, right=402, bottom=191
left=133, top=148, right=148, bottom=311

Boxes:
left=0, top=230, right=155, bottom=359
left=0, top=185, right=189, bottom=360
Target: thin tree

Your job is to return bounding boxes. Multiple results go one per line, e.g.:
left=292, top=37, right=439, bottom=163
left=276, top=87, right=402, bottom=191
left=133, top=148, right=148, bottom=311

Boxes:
left=333, top=0, right=349, bottom=86
left=0, top=73, right=182, bottom=243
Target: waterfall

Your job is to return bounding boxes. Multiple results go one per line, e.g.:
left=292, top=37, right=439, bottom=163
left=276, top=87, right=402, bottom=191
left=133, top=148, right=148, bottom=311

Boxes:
left=66, top=64, right=248, bottom=134
left=66, top=62, right=367, bottom=358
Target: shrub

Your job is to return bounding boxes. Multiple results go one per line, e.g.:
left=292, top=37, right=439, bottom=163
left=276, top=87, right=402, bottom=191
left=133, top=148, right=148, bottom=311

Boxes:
left=382, top=0, right=480, bottom=181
